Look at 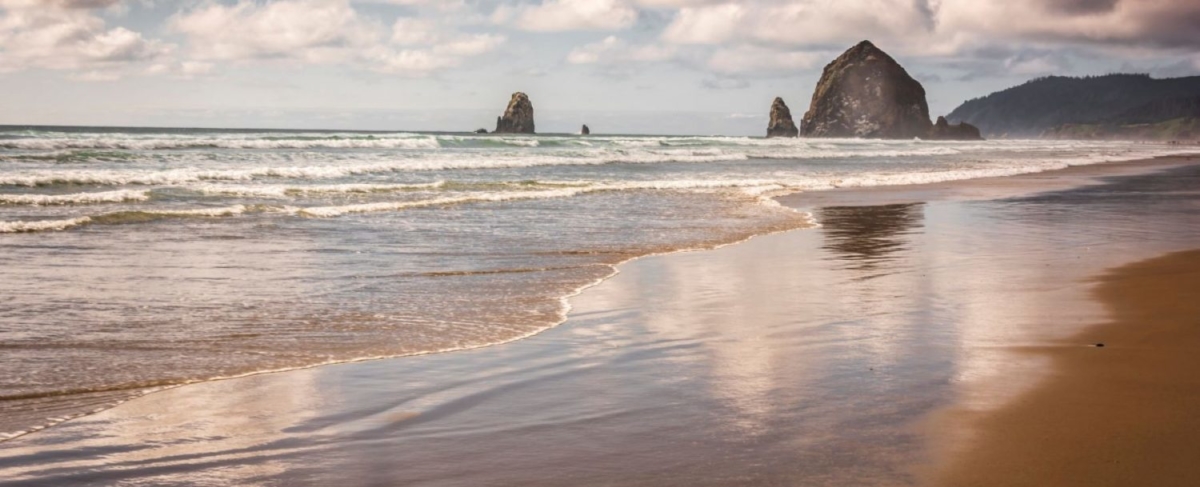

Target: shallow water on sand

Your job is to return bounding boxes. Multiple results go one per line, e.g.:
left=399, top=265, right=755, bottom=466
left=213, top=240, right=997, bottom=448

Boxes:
left=1, top=163, right=1197, bottom=486
left=4, top=126, right=1192, bottom=439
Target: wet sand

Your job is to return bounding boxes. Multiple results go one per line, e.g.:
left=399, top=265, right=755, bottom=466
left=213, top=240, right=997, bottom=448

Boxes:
left=929, top=249, right=1200, bottom=487
left=2, top=157, right=1200, bottom=486
left=776, top=154, right=1200, bottom=208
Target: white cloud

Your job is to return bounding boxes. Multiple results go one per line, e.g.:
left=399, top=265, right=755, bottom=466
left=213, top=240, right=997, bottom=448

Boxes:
left=565, top=35, right=822, bottom=78
left=496, top=0, right=639, bottom=32
left=433, top=34, right=506, bottom=57
left=145, top=60, right=216, bottom=79
left=170, top=0, right=381, bottom=63
left=567, top=36, right=675, bottom=64
left=169, top=0, right=504, bottom=76
left=705, top=45, right=823, bottom=74
left=0, top=0, right=169, bottom=77
left=661, top=1, right=935, bottom=49
left=391, top=17, right=441, bottom=45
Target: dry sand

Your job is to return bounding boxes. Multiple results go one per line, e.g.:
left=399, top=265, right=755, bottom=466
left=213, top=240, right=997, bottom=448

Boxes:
left=929, top=249, right=1200, bottom=487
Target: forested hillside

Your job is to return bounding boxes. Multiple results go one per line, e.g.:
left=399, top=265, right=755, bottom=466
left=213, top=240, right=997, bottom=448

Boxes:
left=946, top=74, right=1200, bottom=138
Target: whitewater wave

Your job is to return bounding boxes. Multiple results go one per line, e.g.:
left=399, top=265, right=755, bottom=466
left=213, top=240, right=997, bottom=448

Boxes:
left=0, top=217, right=93, bottom=233
left=0, top=205, right=248, bottom=233
left=1, top=134, right=443, bottom=151
left=194, top=181, right=449, bottom=198
left=0, top=151, right=750, bottom=187
left=0, top=189, right=150, bottom=205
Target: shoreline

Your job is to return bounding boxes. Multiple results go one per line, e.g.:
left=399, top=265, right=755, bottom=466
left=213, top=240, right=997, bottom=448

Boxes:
left=2, top=153, right=1197, bottom=445
left=2, top=154, right=1198, bottom=484
left=928, top=248, right=1200, bottom=487
left=776, top=154, right=1200, bottom=209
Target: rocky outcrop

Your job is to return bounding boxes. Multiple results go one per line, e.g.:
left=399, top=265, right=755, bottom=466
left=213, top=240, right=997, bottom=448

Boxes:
left=474, top=128, right=488, bottom=134
left=581, top=124, right=590, bottom=135
left=800, top=41, right=932, bottom=139
left=928, top=116, right=982, bottom=140
left=766, top=97, right=799, bottom=138
left=494, top=92, right=535, bottom=134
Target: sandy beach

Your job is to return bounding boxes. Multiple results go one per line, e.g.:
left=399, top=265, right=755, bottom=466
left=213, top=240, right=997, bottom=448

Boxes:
left=2, top=156, right=1199, bottom=486
left=929, top=249, right=1200, bottom=487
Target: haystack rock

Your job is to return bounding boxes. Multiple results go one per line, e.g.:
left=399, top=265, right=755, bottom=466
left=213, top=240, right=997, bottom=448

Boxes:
left=581, top=124, right=590, bottom=135
left=766, top=97, right=799, bottom=138
left=494, top=92, right=535, bottom=134
left=800, top=41, right=932, bottom=139
left=928, top=116, right=983, bottom=140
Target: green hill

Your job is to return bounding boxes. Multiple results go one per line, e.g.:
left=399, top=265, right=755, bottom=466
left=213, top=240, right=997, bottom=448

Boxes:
left=946, top=74, right=1200, bottom=139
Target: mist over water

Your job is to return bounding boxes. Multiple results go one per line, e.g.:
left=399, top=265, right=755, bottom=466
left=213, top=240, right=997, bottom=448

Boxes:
left=0, top=126, right=1188, bottom=440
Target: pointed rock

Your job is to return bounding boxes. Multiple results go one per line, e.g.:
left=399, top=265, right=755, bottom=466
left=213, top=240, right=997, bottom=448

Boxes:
left=581, top=124, right=590, bottom=135
left=800, top=40, right=932, bottom=139
left=928, top=116, right=983, bottom=140
left=767, top=97, right=799, bottom=138
left=494, top=92, right=535, bottom=134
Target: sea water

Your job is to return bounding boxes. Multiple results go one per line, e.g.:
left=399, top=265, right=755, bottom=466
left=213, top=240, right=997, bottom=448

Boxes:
left=0, top=125, right=1188, bottom=440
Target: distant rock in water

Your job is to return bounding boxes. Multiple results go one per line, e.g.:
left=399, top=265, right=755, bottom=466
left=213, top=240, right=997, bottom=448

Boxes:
left=474, top=128, right=488, bottom=134
left=494, top=92, right=535, bottom=134
left=766, top=97, right=799, bottom=138
left=581, top=124, right=590, bottom=135
left=800, top=41, right=932, bottom=139
left=928, top=116, right=982, bottom=140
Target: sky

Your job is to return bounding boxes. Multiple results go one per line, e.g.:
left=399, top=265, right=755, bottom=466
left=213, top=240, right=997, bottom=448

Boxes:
left=0, top=0, right=1198, bottom=135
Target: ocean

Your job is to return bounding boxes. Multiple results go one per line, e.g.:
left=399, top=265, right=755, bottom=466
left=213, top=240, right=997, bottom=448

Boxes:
left=0, top=125, right=1188, bottom=441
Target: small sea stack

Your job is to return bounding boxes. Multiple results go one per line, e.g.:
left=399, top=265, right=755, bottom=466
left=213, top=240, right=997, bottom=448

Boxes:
left=494, top=92, right=535, bottom=134
left=766, top=97, right=799, bottom=138
left=928, top=116, right=982, bottom=140
left=581, top=124, right=590, bottom=135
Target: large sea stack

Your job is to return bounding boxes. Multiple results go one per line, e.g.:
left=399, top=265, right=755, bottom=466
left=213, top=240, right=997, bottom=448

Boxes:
left=800, top=41, right=932, bottom=139
left=766, top=97, right=799, bottom=138
left=495, top=92, right=535, bottom=134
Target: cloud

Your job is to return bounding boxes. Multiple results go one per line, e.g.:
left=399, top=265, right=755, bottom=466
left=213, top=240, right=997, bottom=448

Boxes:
left=169, top=0, right=380, bottom=63
left=937, top=0, right=1200, bottom=50
left=704, top=45, right=823, bottom=75
left=660, top=1, right=936, bottom=49
left=567, top=36, right=675, bottom=64
left=0, top=0, right=170, bottom=77
left=495, top=0, right=639, bottom=32
left=145, top=60, right=216, bottom=79
left=700, top=77, right=748, bottom=90
left=169, top=0, right=504, bottom=75
left=653, top=0, right=1200, bottom=59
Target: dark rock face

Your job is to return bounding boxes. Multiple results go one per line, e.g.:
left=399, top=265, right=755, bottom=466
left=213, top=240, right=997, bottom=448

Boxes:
left=581, top=124, right=590, bottom=135
left=766, top=97, right=799, bottom=138
left=474, top=128, right=488, bottom=134
left=494, top=92, right=535, bottom=134
left=928, top=116, right=983, bottom=140
left=800, top=41, right=932, bottom=139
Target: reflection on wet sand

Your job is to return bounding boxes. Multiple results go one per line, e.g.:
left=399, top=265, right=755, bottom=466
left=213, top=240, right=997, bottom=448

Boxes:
left=818, top=203, right=924, bottom=274
left=2, top=162, right=1199, bottom=486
